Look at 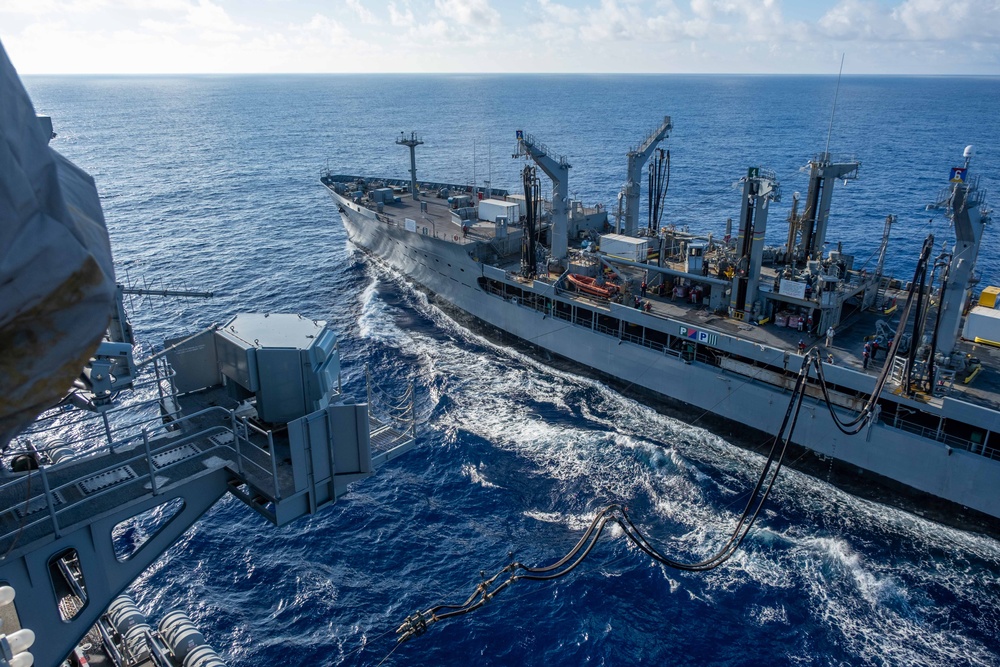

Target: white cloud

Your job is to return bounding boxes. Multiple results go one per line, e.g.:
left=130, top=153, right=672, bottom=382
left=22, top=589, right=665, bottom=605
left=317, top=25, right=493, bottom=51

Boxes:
left=187, top=0, right=247, bottom=30
left=0, top=0, right=111, bottom=15
left=537, top=0, right=685, bottom=42
left=1, top=0, right=998, bottom=74
left=345, top=0, right=376, bottom=25
left=892, top=0, right=1000, bottom=40
left=817, top=0, right=1000, bottom=41
left=531, top=0, right=799, bottom=45
left=690, top=0, right=715, bottom=20
left=379, top=0, right=504, bottom=49
left=433, top=0, right=500, bottom=28
left=388, top=1, right=414, bottom=27
left=139, top=18, right=180, bottom=35
left=538, top=0, right=579, bottom=25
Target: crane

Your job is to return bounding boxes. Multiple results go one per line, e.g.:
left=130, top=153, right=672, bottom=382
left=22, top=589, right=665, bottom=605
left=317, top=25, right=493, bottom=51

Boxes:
left=515, top=130, right=571, bottom=261
left=621, top=116, right=672, bottom=236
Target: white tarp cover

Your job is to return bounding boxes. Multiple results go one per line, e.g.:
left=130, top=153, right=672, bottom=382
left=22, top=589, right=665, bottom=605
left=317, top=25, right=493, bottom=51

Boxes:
left=0, top=41, right=115, bottom=446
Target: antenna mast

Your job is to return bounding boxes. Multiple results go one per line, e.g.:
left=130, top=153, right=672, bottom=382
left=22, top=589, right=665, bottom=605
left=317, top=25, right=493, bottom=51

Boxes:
left=396, top=131, right=424, bottom=201
left=824, top=53, right=845, bottom=159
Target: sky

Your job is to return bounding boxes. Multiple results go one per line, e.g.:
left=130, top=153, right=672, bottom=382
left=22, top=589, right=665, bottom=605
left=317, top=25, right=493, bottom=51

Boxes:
left=1, top=0, right=999, bottom=75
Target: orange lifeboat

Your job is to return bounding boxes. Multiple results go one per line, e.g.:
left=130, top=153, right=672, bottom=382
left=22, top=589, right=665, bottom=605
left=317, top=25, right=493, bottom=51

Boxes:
left=567, top=273, right=618, bottom=298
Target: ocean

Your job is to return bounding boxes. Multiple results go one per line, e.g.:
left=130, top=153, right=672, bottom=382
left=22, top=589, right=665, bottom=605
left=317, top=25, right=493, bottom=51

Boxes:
left=21, top=73, right=1000, bottom=666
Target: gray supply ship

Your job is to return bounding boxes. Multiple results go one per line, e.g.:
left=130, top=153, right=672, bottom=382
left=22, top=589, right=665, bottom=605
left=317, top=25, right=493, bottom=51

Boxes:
left=322, top=120, right=1000, bottom=523
left=0, top=43, right=419, bottom=666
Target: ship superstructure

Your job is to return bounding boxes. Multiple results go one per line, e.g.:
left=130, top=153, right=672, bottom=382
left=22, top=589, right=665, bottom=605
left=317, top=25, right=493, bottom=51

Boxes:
left=322, top=121, right=1000, bottom=523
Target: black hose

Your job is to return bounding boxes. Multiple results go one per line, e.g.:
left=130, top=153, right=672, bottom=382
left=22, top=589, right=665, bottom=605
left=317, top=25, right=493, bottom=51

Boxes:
left=396, top=355, right=815, bottom=643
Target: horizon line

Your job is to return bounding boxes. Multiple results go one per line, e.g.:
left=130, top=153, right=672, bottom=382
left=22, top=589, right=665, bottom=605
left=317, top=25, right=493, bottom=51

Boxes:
left=20, top=71, right=1000, bottom=78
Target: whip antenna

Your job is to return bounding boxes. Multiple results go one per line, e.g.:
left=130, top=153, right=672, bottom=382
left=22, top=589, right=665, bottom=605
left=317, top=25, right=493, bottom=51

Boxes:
left=825, top=53, right=845, bottom=157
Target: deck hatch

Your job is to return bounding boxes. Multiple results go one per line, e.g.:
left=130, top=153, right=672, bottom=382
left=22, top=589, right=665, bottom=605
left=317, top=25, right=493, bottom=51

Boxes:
left=14, top=490, right=65, bottom=518
left=78, top=465, right=137, bottom=494
left=151, top=444, right=200, bottom=469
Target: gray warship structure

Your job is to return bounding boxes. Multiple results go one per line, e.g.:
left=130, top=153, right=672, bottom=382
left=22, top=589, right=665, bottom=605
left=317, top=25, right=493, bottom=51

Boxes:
left=322, top=120, right=1000, bottom=523
left=0, top=43, right=418, bottom=666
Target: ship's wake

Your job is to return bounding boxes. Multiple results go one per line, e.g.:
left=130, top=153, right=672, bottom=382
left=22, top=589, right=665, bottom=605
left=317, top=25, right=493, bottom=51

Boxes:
left=342, top=263, right=1000, bottom=665
left=127, top=259, right=1000, bottom=667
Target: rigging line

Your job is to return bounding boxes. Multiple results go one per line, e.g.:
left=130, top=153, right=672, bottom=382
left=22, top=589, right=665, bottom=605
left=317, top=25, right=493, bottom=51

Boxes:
left=369, top=383, right=414, bottom=404
left=384, top=552, right=513, bottom=652
left=519, top=505, right=619, bottom=574
left=376, top=638, right=402, bottom=666
left=926, top=260, right=950, bottom=386
left=824, top=239, right=928, bottom=422
left=416, top=516, right=622, bottom=625
left=668, top=363, right=808, bottom=570
left=657, top=151, right=670, bottom=231
left=591, top=371, right=801, bottom=574
left=694, top=430, right=794, bottom=519
left=426, top=553, right=524, bottom=609
left=405, top=465, right=787, bottom=632
left=372, top=408, right=412, bottom=423
left=397, top=431, right=795, bottom=637
left=855, top=243, right=884, bottom=273
left=335, top=625, right=399, bottom=662
left=369, top=382, right=413, bottom=400
left=633, top=363, right=812, bottom=563
left=513, top=320, right=578, bottom=346
left=440, top=547, right=638, bottom=625
left=373, top=397, right=415, bottom=414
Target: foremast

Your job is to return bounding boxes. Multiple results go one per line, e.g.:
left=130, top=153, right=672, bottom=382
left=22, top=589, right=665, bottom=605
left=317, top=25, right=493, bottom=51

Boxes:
left=396, top=131, right=423, bottom=201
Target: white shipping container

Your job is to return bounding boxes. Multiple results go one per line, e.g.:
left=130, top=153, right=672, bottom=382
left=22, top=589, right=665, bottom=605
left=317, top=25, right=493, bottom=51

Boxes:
left=963, top=306, right=1000, bottom=343
left=478, top=198, right=520, bottom=223
left=599, top=233, right=649, bottom=262
left=507, top=194, right=528, bottom=218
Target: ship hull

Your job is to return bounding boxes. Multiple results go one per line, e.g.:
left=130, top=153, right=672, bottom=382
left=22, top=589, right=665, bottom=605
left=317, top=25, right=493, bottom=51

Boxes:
left=329, top=188, right=1000, bottom=521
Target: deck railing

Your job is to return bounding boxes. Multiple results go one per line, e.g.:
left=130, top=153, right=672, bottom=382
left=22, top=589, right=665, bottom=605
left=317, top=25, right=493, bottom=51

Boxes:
left=0, top=419, right=231, bottom=546
left=0, top=405, right=285, bottom=550
left=882, top=413, right=997, bottom=460
left=481, top=279, right=999, bottom=464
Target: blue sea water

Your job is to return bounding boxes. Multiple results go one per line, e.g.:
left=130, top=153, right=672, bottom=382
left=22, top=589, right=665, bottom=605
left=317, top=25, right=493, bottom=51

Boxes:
left=21, top=73, right=1000, bottom=666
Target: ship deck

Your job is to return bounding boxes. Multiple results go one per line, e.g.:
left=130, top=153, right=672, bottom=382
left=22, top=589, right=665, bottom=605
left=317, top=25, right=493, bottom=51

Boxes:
left=326, top=180, right=1000, bottom=412
left=502, top=262, right=1000, bottom=413
left=339, top=184, right=515, bottom=245
left=405, top=197, right=490, bottom=243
